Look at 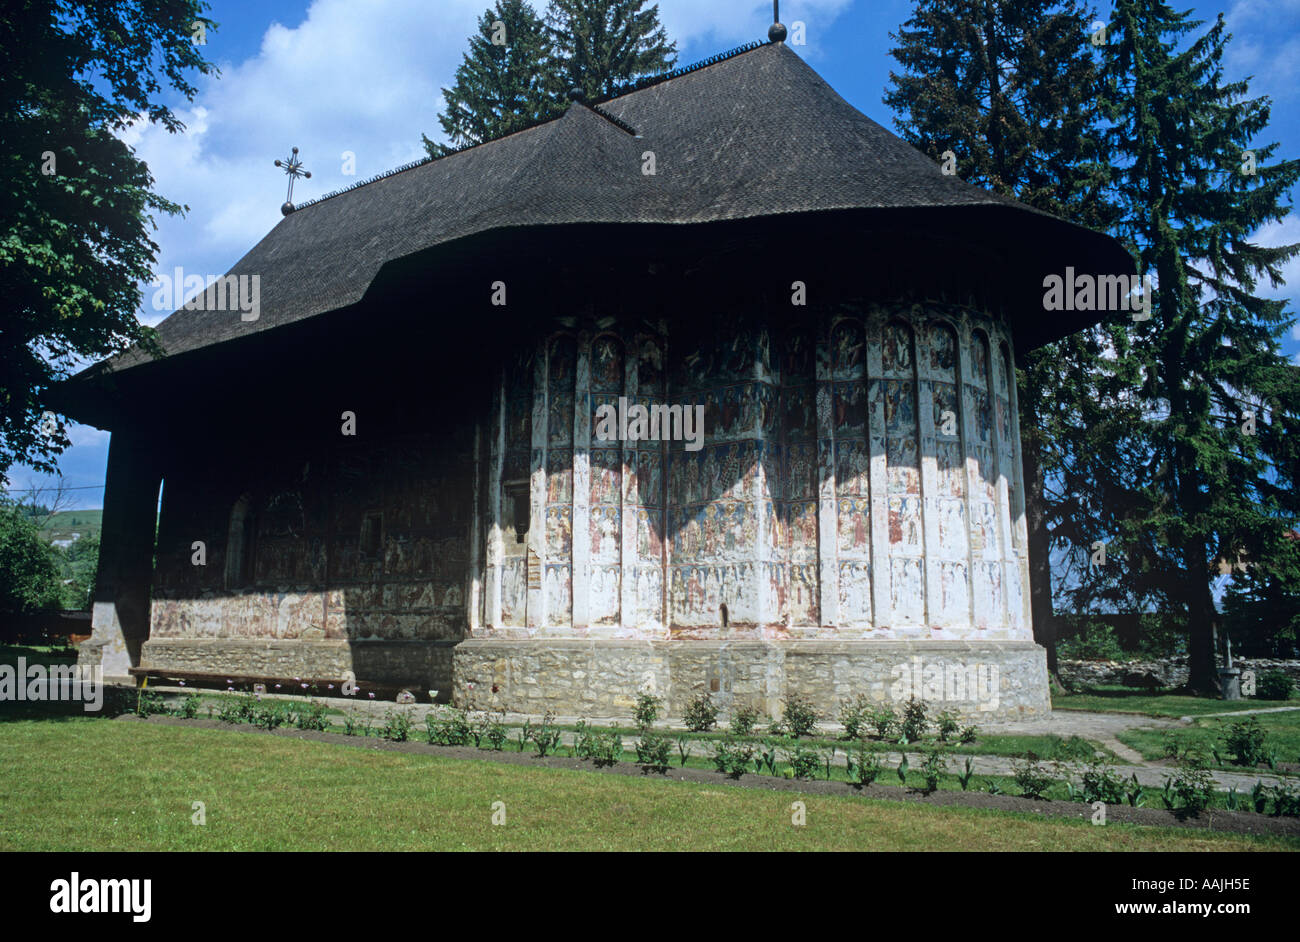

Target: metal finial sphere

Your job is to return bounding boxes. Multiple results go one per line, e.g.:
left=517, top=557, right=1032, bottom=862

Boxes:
left=292, top=146, right=299, bottom=154
left=281, top=201, right=294, bottom=216
left=568, top=86, right=584, bottom=102
left=769, top=22, right=787, bottom=43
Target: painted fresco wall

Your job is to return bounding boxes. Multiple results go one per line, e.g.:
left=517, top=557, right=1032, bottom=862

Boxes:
left=149, top=428, right=473, bottom=647
left=476, top=299, right=1032, bottom=642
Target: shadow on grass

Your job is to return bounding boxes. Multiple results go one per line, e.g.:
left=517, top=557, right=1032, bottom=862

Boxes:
left=0, top=644, right=79, bottom=666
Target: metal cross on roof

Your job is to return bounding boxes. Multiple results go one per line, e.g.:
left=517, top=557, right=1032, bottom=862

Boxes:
left=274, top=146, right=311, bottom=216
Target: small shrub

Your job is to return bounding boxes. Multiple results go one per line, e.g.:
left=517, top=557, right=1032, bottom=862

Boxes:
left=528, top=711, right=562, bottom=757
left=635, top=730, right=672, bottom=774
left=1080, top=758, right=1126, bottom=805
left=1011, top=753, right=1055, bottom=800
left=935, top=710, right=960, bottom=742
left=634, top=692, right=662, bottom=729
left=175, top=693, right=201, bottom=719
left=1269, top=782, right=1300, bottom=817
left=1255, top=670, right=1294, bottom=701
left=1251, top=780, right=1269, bottom=813
left=683, top=692, right=719, bottom=732
left=899, top=697, right=929, bottom=744
left=217, top=694, right=258, bottom=725
left=710, top=738, right=755, bottom=779
left=985, top=780, right=1004, bottom=796
left=785, top=743, right=821, bottom=780
left=958, top=724, right=978, bottom=745
left=896, top=752, right=909, bottom=785
left=475, top=710, right=508, bottom=750
left=426, top=706, right=472, bottom=746
left=754, top=741, right=779, bottom=777
left=576, top=723, right=623, bottom=767
left=382, top=708, right=413, bottom=742
left=838, top=694, right=873, bottom=741
left=134, top=687, right=167, bottom=718
left=343, top=709, right=370, bottom=737
left=1165, top=756, right=1213, bottom=817
left=920, top=747, right=948, bottom=793
left=253, top=702, right=288, bottom=730
left=782, top=694, right=819, bottom=738
left=1058, top=622, right=1126, bottom=661
left=295, top=702, right=329, bottom=731
left=1223, top=716, right=1268, bottom=766
left=730, top=703, right=760, bottom=736
left=846, top=741, right=882, bottom=788
left=870, top=706, right=898, bottom=741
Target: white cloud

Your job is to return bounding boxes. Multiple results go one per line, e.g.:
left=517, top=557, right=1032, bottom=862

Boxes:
left=1249, top=216, right=1300, bottom=339
left=122, top=0, right=855, bottom=327
left=1224, top=0, right=1300, bottom=100
left=655, top=0, right=855, bottom=59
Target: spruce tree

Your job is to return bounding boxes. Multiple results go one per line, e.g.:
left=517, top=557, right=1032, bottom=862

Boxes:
left=885, top=0, right=1133, bottom=678
left=1099, top=1, right=1300, bottom=692
left=544, top=0, right=676, bottom=102
left=424, top=0, right=555, bottom=156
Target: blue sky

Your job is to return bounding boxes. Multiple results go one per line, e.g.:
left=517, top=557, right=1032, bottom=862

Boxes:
left=11, top=0, right=1300, bottom=509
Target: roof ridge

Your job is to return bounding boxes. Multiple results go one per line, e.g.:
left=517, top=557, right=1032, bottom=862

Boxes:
left=293, top=38, right=769, bottom=212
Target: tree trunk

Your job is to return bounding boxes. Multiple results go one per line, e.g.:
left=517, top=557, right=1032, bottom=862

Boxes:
left=1023, top=441, right=1060, bottom=682
left=1185, top=540, right=1219, bottom=695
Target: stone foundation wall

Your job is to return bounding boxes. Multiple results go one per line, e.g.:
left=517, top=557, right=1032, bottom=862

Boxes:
left=453, top=639, right=1048, bottom=722
left=1060, top=657, right=1300, bottom=690
left=138, top=638, right=455, bottom=698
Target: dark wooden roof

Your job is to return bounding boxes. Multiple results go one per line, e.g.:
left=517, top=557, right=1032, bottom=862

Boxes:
left=87, top=40, right=1129, bottom=378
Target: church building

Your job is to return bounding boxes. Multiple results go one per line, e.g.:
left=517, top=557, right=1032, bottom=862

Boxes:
left=57, top=32, right=1129, bottom=720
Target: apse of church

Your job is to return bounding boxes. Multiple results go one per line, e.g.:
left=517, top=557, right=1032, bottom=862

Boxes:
left=475, top=300, right=1031, bottom=643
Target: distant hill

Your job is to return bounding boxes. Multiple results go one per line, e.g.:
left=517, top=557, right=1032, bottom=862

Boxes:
left=38, top=509, right=103, bottom=547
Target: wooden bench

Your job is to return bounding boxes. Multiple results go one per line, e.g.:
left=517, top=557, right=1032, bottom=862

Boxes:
left=126, top=667, right=426, bottom=703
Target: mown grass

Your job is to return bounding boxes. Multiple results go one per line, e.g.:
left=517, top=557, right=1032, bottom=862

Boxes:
left=1, top=719, right=1295, bottom=851
left=1053, top=686, right=1296, bottom=717
left=1118, top=711, right=1300, bottom=773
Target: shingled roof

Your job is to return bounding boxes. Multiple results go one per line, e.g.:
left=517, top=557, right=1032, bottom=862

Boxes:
left=96, top=39, right=1127, bottom=375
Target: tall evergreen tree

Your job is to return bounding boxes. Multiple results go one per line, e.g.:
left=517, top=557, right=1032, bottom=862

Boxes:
left=425, top=0, right=555, bottom=156
left=544, top=0, right=676, bottom=102
left=884, top=0, right=1133, bottom=679
left=1098, top=1, right=1300, bottom=692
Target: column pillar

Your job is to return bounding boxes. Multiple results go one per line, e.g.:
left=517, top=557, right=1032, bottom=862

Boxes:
left=814, top=317, right=839, bottom=627
left=83, top=429, right=161, bottom=680
left=571, top=331, right=592, bottom=629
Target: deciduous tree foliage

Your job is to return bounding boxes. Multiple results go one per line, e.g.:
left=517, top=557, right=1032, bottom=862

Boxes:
left=0, top=0, right=217, bottom=483
left=0, top=500, right=63, bottom=613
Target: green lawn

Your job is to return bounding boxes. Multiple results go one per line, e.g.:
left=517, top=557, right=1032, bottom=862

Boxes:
left=0, top=644, right=79, bottom=667
left=1118, top=710, right=1300, bottom=773
left=0, top=718, right=1294, bottom=851
left=1054, top=686, right=1296, bottom=717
